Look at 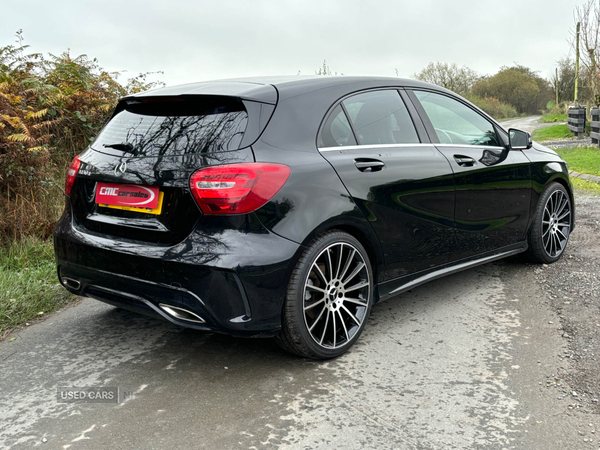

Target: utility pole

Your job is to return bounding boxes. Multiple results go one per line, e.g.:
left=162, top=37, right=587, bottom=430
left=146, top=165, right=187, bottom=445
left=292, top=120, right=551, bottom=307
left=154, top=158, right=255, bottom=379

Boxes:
left=556, top=67, right=559, bottom=106
left=575, top=22, right=580, bottom=103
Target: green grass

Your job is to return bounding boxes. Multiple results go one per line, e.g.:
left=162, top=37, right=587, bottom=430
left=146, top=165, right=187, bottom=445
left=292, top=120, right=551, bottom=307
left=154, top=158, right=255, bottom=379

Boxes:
left=0, top=238, right=76, bottom=339
left=572, top=177, right=600, bottom=194
left=539, top=113, right=568, bottom=123
left=555, top=146, right=600, bottom=176
left=532, top=124, right=574, bottom=141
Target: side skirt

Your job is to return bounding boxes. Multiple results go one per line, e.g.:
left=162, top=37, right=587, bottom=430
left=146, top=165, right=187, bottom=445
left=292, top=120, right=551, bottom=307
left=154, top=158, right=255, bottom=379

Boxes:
left=376, top=242, right=528, bottom=302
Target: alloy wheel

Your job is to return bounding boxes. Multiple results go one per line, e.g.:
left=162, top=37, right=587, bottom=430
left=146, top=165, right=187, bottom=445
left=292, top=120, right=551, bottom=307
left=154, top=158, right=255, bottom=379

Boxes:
left=542, top=189, right=571, bottom=258
left=302, top=242, right=371, bottom=349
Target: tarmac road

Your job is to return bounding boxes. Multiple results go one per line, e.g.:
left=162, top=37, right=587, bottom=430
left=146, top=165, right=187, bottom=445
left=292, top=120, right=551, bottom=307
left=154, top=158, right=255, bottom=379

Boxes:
left=499, top=115, right=547, bottom=134
left=1, top=192, right=599, bottom=448
left=499, top=114, right=571, bottom=136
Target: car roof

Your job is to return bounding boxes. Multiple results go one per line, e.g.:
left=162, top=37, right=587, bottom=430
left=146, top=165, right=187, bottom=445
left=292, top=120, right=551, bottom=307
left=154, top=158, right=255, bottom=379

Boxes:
left=125, top=76, right=448, bottom=104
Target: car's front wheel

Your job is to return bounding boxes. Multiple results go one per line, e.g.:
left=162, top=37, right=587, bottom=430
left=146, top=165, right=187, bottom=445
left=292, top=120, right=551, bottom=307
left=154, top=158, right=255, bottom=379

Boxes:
left=276, top=231, right=373, bottom=359
left=526, top=182, right=572, bottom=264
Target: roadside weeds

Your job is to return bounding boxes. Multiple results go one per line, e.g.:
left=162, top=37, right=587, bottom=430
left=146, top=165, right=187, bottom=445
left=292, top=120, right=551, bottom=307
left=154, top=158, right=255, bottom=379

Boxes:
left=0, top=238, right=76, bottom=340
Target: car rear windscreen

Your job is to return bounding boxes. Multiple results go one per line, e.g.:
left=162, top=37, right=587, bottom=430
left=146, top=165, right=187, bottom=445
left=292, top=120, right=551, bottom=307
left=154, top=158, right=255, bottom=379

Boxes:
left=91, top=97, right=249, bottom=157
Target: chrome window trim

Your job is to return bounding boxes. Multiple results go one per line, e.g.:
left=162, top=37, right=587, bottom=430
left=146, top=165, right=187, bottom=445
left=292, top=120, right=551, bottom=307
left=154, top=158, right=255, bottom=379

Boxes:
left=434, top=144, right=506, bottom=150
left=318, top=143, right=506, bottom=152
left=319, top=143, right=433, bottom=152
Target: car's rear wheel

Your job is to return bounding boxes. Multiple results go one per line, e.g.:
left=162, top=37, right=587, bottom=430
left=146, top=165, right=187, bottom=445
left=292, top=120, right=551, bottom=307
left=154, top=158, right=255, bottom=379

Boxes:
left=276, top=231, right=373, bottom=359
left=526, top=182, right=572, bottom=264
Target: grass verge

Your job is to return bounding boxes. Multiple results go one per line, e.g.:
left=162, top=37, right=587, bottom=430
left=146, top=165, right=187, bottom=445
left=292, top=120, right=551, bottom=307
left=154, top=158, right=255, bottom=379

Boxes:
left=555, top=147, right=600, bottom=176
left=539, top=113, right=568, bottom=123
left=572, top=177, right=600, bottom=194
left=532, top=124, right=574, bottom=141
left=0, top=237, right=76, bottom=339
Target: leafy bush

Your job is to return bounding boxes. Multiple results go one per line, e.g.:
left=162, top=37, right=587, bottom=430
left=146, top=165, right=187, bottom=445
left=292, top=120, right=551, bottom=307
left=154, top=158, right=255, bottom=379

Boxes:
left=0, top=31, right=163, bottom=241
left=471, top=66, right=553, bottom=115
left=464, top=95, right=518, bottom=120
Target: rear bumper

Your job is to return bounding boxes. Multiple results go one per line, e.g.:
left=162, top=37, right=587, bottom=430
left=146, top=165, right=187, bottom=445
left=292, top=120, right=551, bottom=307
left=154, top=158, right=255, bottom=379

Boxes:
left=54, top=206, right=302, bottom=336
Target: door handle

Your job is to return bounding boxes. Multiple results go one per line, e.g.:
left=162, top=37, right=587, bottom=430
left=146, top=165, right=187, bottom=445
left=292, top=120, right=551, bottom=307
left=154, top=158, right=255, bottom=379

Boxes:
left=354, top=159, right=385, bottom=172
left=453, top=155, right=476, bottom=167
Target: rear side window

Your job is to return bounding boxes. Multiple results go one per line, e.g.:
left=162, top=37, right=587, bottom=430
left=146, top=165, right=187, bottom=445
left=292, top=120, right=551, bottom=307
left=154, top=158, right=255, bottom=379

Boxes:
left=318, top=105, right=357, bottom=147
left=342, top=90, right=420, bottom=145
left=92, top=97, right=249, bottom=156
left=413, top=90, right=501, bottom=147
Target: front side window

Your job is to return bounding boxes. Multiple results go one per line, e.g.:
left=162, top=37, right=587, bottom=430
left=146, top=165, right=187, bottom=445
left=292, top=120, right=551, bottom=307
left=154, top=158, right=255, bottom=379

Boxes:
left=342, top=90, right=420, bottom=145
left=413, top=91, right=501, bottom=147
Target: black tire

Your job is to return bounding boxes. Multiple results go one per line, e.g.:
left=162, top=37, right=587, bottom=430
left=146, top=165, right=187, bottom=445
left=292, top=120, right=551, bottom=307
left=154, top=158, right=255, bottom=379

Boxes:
left=275, top=231, right=374, bottom=359
left=525, top=182, right=572, bottom=264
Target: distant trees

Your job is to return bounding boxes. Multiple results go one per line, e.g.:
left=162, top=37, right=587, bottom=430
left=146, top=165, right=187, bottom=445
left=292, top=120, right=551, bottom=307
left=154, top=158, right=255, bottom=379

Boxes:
left=471, top=68, right=537, bottom=113
left=472, top=66, right=552, bottom=114
left=315, top=60, right=343, bottom=76
left=316, top=60, right=332, bottom=76
left=413, top=1, right=600, bottom=112
left=413, top=62, right=479, bottom=95
left=414, top=61, right=552, bottom=117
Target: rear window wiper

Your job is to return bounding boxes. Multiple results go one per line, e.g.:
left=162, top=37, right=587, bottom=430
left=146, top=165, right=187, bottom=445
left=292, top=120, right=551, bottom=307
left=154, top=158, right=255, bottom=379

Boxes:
left=103, top=142, right=136, bottom=154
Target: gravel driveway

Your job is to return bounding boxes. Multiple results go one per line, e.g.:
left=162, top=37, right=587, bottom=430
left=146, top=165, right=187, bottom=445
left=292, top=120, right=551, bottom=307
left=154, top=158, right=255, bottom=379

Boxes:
left=499, top=115, right=548, bottom=134
left=532, top=194, right=600, bottom=414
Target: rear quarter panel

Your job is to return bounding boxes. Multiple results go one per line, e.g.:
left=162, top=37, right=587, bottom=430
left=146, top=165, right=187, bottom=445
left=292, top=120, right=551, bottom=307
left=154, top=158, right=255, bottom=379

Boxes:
left=252, top=143, right=386, bottom=284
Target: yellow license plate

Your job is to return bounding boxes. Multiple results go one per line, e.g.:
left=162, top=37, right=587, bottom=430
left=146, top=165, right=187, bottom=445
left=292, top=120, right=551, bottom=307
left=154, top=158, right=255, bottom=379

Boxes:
left=99, top=191, right=164, bottom=215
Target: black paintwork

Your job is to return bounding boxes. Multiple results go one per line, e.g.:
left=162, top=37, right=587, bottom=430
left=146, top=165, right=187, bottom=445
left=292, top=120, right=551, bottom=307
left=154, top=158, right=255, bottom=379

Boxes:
left=319, top=144, right=455, bottom=279
left=54, top=76, right=574, bottom=337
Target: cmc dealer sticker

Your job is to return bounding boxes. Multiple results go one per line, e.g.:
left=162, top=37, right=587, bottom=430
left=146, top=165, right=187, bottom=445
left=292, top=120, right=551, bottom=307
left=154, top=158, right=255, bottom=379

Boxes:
left=95, top=182, right=159, bottom=209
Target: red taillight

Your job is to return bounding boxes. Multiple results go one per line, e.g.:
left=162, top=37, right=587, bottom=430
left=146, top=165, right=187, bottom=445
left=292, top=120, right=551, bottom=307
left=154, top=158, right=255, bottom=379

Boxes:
left=65, top=155, right=81, bottom=196
left=189, top=163, right=291, bottom=215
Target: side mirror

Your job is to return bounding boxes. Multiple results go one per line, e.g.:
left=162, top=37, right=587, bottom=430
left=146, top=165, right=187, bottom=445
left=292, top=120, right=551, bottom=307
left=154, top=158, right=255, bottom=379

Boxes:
left=508, top=128, right=532, bottom=150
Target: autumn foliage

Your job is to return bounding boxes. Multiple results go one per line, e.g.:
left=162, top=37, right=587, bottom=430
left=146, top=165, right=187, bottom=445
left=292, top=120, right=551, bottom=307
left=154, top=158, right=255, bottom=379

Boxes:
left=0, top=31, right=162, bottom=241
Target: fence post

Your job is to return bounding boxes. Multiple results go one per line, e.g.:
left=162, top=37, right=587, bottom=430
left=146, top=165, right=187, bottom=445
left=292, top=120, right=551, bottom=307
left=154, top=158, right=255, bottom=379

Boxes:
left=591, top=108, right=600, bottom=146
left=568, top=107, right=586, bottom=137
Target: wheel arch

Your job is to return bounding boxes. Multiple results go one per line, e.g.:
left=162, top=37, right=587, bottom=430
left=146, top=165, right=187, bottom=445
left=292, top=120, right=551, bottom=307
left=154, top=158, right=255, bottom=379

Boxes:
left=331, top=224, right=383, bottom=287
left=525, top=174, right=574, bottom=263
left=545, top=175, right=575, bottom=231
left=298, top=220, right=385, bottom=287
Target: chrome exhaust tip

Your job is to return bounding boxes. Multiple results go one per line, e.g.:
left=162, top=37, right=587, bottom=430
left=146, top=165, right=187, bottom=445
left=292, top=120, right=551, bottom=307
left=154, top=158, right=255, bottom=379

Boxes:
left=61, top=277, right=81, bottom=291
left=159, top=304, right=205, bottom=324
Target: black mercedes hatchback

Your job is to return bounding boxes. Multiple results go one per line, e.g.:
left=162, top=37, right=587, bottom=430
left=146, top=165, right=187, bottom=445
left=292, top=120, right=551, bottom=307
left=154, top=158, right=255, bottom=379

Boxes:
left=54, top=76, right=574, bottom=359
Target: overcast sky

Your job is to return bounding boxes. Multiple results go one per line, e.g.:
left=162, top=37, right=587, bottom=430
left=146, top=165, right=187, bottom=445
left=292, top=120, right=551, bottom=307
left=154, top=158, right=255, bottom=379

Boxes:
left=0, top=0, right=582, bottom=87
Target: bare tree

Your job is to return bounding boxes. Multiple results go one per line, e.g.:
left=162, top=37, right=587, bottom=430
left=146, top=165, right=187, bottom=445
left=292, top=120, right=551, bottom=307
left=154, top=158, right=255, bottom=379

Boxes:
left=315, top=60, right=343, bottom=76
left=572, top=1, right=600, bottom=103
left=552, top=57, right=576, bottom=104
left=316, top=60, right=332, bottom=76
left=413, top=62, right=479, bottom=95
